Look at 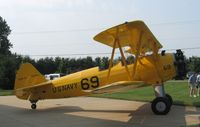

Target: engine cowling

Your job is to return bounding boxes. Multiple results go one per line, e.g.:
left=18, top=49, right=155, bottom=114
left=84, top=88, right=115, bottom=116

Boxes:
left=174, top=49, right=187, bottom=80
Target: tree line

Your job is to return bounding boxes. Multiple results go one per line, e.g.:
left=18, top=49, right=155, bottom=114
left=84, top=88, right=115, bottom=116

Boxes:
left=0, top=54, right=110, bottom=89
left=1, top=16, right=200, bottom=90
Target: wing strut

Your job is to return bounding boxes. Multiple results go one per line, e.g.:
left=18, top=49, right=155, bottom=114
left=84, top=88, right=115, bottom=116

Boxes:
left=107, top=38, right=117, bottom=81
left=152, top=41, right=163, bottom=83
left=107, top=27, right=131, bottom=82
left=117, top=38, right=131, bottom=80
left=132, top=31, right=143, bottom=79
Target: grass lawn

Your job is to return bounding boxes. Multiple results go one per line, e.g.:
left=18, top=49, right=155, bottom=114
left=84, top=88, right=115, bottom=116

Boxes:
left=94, top=81, right=200, bottom=107
left=0, top=89, right=13, bottom=96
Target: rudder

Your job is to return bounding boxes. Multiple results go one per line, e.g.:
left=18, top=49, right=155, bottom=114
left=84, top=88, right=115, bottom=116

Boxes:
left=14, top=63, right=47, bottom=90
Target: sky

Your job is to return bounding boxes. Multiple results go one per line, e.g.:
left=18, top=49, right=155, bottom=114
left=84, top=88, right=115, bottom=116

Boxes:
left=0, top=0, right=200, bottom=58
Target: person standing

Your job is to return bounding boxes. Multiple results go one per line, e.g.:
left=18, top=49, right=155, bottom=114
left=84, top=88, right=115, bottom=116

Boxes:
left=188, top=73, right=197, bottom=97
left=196, top=72, right=200, bottom=96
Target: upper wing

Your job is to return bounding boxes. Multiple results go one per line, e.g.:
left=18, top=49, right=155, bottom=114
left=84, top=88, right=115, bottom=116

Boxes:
left=93, top=20, right=162, bottom=55
left=84, top=81, right=146, bottom=94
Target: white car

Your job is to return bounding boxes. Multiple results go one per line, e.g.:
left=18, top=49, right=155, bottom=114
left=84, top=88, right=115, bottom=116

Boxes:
left=45, top=73, right=65, bottom=80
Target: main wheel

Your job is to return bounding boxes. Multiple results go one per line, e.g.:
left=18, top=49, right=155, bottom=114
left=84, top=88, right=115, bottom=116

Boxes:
left=165, top=94, right=173, bottom=106
left=151, top=97, right=171, bottom=115
left=31, top=103, right=37, bottom=109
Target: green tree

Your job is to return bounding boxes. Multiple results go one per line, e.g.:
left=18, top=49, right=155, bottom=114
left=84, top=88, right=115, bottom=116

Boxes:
left=188, top=56, right=200, bottom=73
left=0, top=16, right=14, bottom=89
left=0, top=55, right=19, bottom=89
left=101, top=57, right=109, bottom=69
left=95, top=57, right=101, bottom=66
left=57, top=58, right=66, bottom=73
left=0, top=16, right=12, bottom=55
left=35, top=57, right=57, bottom=74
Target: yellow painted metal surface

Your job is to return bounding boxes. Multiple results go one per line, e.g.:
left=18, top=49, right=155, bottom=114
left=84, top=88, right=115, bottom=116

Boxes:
left=93, top=20, right=162, bottom=54
left=14, top=20, right=177, bottom=103
left=15, top=53, right=176, bottom=101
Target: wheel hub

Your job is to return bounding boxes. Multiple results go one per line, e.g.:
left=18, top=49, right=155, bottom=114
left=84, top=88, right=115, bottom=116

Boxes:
left=156, top=101, right=166, bottom=112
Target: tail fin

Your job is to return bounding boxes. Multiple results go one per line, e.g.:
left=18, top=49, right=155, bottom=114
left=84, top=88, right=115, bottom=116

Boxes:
left=14, top=63, right=47, bottom=90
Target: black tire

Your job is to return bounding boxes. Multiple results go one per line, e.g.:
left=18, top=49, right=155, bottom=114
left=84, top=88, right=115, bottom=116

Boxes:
left=165, top=94, right=173, bottom=106
left=31, top=104, right=37, bottom=110
left=151, top=97, right=171, bottom=115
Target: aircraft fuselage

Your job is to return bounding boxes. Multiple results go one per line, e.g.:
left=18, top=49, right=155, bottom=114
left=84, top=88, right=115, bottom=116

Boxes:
left=17, top=53, right=176, bottom=101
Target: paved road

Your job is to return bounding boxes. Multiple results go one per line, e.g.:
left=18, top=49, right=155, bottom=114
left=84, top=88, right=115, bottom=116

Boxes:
left=0, top=96, right=199, bottom=127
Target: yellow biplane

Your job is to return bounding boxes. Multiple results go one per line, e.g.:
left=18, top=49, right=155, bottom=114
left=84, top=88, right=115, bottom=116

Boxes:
left=14, top=20, right=186, bottom=115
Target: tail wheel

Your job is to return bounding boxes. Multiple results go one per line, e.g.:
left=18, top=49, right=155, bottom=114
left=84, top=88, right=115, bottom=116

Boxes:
left=31, top=103, right=37, bottom=109
left=30, top=100, right=38, bottom=110
left=165, top=94, right=173, bottom=106
left=151, top=97, right=171, bottom=115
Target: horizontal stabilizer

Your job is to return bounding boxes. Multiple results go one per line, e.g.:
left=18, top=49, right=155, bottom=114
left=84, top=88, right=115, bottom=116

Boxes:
left=14, top=81, right=52, bottom=98
left=15, top=80, right=52, bottom=92
left=84, top=81, right=145, bottom=94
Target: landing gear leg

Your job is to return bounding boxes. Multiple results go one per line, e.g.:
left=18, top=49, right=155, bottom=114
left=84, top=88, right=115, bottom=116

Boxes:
left=151, top=85, right=172, bottom=115
left=30, top=100, right=38, bottom=110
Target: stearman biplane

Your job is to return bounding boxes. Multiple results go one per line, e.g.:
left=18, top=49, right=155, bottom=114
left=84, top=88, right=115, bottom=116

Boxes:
left=14, top=20, right=186, bottom=115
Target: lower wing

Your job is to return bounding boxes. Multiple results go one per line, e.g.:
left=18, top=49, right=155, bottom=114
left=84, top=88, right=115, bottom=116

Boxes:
left=84, top=81, right=146, bottom=94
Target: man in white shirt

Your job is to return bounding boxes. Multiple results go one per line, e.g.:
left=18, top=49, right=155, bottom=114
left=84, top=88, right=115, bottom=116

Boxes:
left=196, top=72, right=200, bottom=96
left=188, top=73, right=197, bottom=97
